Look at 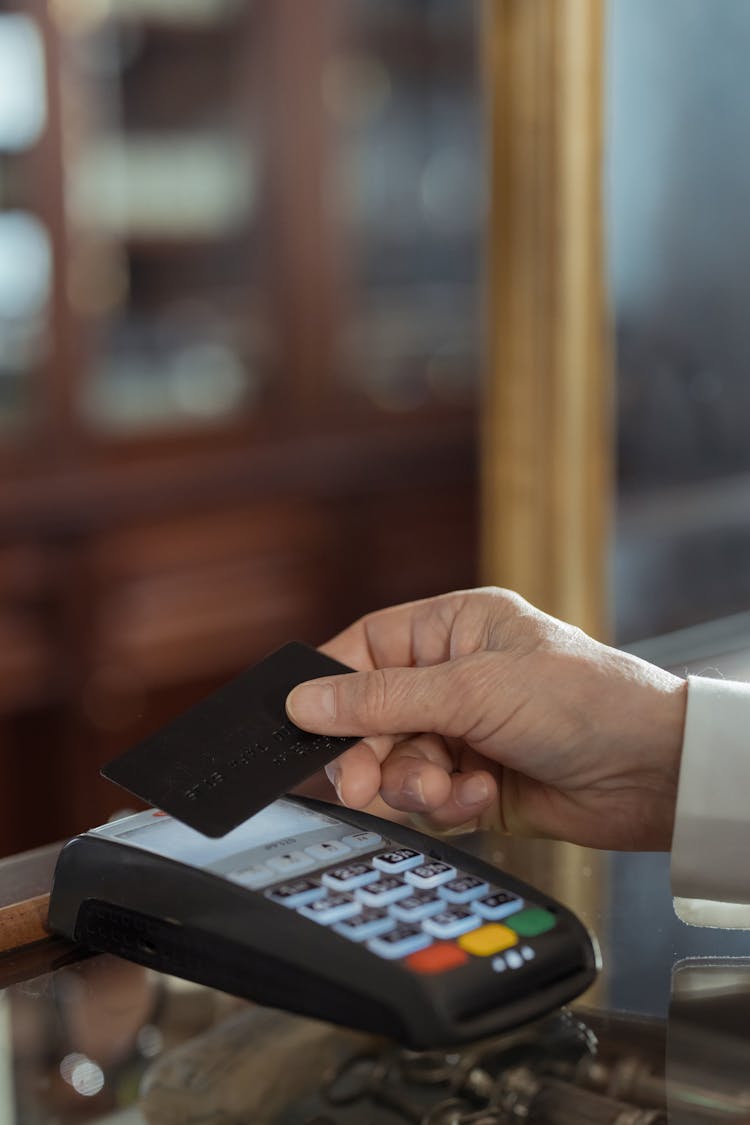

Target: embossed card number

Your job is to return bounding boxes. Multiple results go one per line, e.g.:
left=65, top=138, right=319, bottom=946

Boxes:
left=101, top=642, right=358, bottom=838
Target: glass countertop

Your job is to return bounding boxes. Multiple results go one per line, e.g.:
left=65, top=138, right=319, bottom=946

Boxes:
left=2, top=831, right=749, bottom=1124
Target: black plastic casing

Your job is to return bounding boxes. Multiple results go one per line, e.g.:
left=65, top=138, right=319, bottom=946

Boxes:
left=48, top=797, right=598, bottom=1049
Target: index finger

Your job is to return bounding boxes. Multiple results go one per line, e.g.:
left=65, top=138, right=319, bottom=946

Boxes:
left=331, top=732, right=453, bottom=810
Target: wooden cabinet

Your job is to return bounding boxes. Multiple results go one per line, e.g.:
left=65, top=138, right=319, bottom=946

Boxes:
left=0, top=0, right=482, bottom=852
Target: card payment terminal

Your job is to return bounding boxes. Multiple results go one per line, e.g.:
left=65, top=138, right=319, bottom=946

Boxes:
left=49, top=796, right=598, bottom=1048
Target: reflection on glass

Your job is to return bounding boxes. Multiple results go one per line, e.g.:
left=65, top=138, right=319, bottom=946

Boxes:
left=9, top=955, right=176, bottom=1121
left=0, top=992, right=11, bottom=1122
left=331, top=0, right=483, bottom=411
left=57, top=2, right=269, bottom=432
left=607, top=0, right=750, bottom=641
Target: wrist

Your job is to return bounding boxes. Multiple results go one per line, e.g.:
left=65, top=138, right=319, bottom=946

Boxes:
left=651, top=673, right=688, bottom=778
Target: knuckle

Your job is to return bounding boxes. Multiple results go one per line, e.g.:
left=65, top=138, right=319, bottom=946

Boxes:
left=474, top=587, right=533, bottom=632
left=483, top=586, right=528, bottom=612
left=479, top=588, right=552, bottom=652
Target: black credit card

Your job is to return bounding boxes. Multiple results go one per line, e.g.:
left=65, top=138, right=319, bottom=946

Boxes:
left=101, top=642, right=358, bottom=837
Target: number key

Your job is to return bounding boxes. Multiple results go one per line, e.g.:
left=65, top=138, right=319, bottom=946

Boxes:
left=334, top=907, right=395, bottom=942
left=322, top=862, right=378, bottom=892
left=298, top=892, right=361, bottom=925
left=423, top=906, right=482, bottom=940
left=405, top=861, right=456, bottom=890
left=367, top=923, right=432, bottom=960
left=372, top=848, right=423, bottom=874
left=474, top=890, right=524, bottom=922
left=438, top=875, right=489, bottom=904
left=390, top=891, right=443, bottom=923
left=357, top=876, right=412, bottom=907
left=266, top=878, right=325, bottom=908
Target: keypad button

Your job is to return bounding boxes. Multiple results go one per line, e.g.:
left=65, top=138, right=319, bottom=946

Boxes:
left=357, top=876, right=413, bottom=908
left=506, top=907, right=556, bottom=937
left=491, top=947, right=528, bottom=973
left=438, top=875, right=489, bottom=905
left=367, top=923, right=432, bottom=960
left=265, top=878, right=325, bottom=908
left=334, top=907, right=395, bottom=942
left=266, top=851, right=315, bottom=877
left=298, top=892, right=361, bottom=925
left=322, top=862, right=379, bottom=892
left=407, top=942, right=469, bottom=975
left=422, top=906, right=482, bottom=940
left=305, top=840, right=351, bottom=864
left=458, top=923, right=517, bottom=957
left=389, top=892, right=443, bottom=923
left=342, top=831, right=383, bottom=854
left=229, top=865, right=275, bottom=890
left=474, top=890, right=524, bottom=921
left=405, top=861, right=456, bottom=890
left=372, top=848, right=424, bottom=874
left=520, top=945, right=535, bottom=961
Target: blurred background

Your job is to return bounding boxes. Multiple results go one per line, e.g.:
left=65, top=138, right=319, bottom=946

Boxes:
left=1, top=0, right=483, bottom=852
left=1, top=0, right=749, bottom=855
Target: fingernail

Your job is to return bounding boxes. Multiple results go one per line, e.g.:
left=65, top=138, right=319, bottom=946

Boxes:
left=325, top=764, right=344, bottom=803
left=401, top=771, right=426, bottom=807
left=456, top=775, right=489, bottom=808
left=287, top=682, right=336, bottom=726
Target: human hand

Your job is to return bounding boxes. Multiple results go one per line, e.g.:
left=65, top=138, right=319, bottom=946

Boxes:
left=286, top=588, right=688, bottom=850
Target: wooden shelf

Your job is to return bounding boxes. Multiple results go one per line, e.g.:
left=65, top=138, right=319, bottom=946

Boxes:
left=0, top=0, right=482, bottom=856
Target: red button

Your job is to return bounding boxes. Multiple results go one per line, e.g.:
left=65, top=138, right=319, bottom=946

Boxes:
left=406, top=942, right=469, bottom=974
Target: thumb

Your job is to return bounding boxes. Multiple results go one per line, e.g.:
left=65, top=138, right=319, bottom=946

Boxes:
left=286, top=663, right=473, bottom=739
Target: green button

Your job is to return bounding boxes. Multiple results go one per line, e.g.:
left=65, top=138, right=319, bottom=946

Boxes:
left=506, top=907, right=556, bottom=937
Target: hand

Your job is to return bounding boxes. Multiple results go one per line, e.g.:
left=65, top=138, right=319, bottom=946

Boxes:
left=286, top=588, right=688, bottom=850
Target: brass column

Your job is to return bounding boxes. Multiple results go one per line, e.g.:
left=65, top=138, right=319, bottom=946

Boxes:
left=481, top=0, right=612, bottom=999
left=481, top=0, right=612, bottom=641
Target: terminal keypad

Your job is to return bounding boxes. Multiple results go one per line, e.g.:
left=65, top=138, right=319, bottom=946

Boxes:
left=262, top=835, right=558, bottom=975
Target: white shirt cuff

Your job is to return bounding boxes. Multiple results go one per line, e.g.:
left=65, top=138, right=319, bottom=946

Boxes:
left=671, top=674, right=750, bottom=905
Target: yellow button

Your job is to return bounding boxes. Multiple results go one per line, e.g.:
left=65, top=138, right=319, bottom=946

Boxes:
left=458, top=924, right=518, bottom=957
